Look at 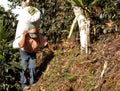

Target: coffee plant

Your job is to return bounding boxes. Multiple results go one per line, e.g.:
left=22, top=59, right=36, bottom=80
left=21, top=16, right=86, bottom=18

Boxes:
left=0, top=6, right=21, bottom=91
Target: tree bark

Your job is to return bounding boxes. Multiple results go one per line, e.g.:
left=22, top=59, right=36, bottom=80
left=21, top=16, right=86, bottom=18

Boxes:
left=72, top=6, right=90, bottom=54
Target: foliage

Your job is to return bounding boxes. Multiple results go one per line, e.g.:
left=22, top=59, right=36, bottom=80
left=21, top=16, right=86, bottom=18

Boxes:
left=90, top=0, right=120, bottom=40
left=36, top=0, right=74, bottom=43
left=66, top=0, right=120, bottom=42
left=0, top=5, right=21, bottom=91
left=0, top=40, right=21, bottom=91
left=66, top=0, right=119, bottom=20
left=98, top=0, right=118, bottom=21
left=0, top=6, right=17, bottom=41
left=66, top=0, right=100, bottom=17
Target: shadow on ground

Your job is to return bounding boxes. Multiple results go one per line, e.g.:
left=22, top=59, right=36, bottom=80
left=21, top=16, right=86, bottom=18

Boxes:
left=35, top=50, right=55, bottom=81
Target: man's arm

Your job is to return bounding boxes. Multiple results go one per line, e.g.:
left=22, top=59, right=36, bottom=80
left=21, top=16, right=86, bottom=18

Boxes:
left=45, top=43, right=54, bottom=53
left=38, top=33, right=54, bottom=53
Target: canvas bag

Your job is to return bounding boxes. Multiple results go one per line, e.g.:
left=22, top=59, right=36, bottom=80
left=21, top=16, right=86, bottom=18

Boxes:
left=13, top=6, right=41, bottom=48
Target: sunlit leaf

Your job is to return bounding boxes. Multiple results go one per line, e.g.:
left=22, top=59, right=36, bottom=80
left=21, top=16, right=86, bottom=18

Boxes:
left=0, top=54, right=5, bottom=61
left=68, top=13, right=81, bottom=38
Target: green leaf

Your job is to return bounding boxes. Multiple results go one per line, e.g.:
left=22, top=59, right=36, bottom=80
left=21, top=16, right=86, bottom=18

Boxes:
left=89, top=0, right=99, bottom=7
left=0, top=54, right=5, bottom=61
left=78, top=0, right=84, bottom=7
left=67, top=0, right=78, bottom=6
left=67, top=0, right=84, bottom=7
left=9, top=61, right=22, bottom=69
left=68, top=13, right=81, bottom=38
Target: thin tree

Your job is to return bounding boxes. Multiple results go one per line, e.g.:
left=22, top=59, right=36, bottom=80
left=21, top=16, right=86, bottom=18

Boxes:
left=67, top=0, right=100, bottom=54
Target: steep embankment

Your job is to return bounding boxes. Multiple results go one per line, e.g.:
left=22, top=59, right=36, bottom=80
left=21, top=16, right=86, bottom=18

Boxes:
left=30, top=33, right=120, bottom=91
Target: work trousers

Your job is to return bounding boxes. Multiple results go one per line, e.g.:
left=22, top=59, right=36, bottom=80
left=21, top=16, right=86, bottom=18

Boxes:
left=19, top=49, right=36, bottom=88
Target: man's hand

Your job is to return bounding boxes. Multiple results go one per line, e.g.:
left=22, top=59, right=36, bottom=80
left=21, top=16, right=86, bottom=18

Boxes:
left=47, top=43, right=55, bottom=54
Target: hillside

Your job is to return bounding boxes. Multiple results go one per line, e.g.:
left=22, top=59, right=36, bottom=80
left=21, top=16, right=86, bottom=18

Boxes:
left=29, top=33, right=120, bottom=91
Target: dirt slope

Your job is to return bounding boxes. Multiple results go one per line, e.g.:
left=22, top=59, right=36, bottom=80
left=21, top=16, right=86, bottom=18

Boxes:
left=30, top=33, right=120, bottom=91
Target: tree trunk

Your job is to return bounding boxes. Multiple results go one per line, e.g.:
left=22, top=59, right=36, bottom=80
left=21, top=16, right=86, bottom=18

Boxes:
left=72, top=6, right=91, bottom=54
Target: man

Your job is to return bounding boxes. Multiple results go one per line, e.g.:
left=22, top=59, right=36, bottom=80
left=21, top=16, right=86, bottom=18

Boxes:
left=13, top=0, right=54, bottom=90
left=18, top=24, right=54, bottom=90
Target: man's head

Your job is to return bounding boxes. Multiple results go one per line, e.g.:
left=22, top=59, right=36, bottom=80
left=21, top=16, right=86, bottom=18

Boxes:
left=28, top=24, right=38, bottom=38
left=21, top=0, right=35, bottom=8
left=21, top=0, right=30, bottom=8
